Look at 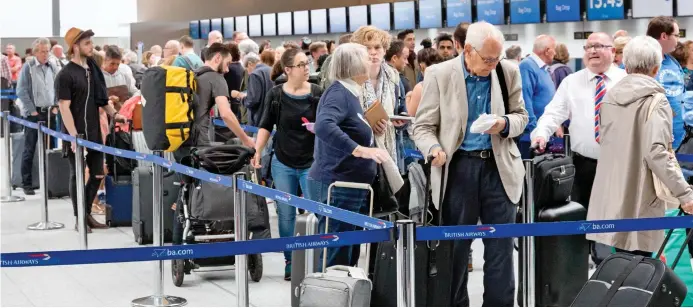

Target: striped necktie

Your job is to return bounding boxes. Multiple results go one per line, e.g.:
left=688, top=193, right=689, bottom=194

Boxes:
left=594, top=74, right=606, bottom=142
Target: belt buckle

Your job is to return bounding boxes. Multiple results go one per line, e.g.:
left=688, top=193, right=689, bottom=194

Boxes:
left=480, top=150, right=490, bottom=159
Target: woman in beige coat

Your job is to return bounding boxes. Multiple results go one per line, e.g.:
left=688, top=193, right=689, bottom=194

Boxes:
left=588, top=36, right=693, bottom=256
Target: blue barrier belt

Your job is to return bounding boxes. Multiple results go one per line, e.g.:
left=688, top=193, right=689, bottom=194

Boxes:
left=1, top=95, right=17, bottom=100
left=0, top=89, right=14, bottom=94
left=416, top=215, right=693, bottom=241
left=2, top=113, right=385, bottom=229
left=0, top=228, right=391, bottom=268
left=237, top=179, right=393, bottom=230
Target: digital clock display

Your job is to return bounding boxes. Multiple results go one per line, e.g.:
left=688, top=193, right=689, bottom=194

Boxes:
left=586, top=0, right=625, bottom=20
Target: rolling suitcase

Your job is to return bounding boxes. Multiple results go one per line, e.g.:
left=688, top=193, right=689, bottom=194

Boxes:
left=571, top=209, right=690, bottom=307
left=291, top=212, right=320, bottom=306
left=299, top=265, right=372, bottom=307
left=10, top=132, right=39, bottom=190
left=104, top=175, right=133, bottom=227
left=132, top=166, right=176, bottom=245
left=370, top=160, right=453, bottom=307
left=45, top=113, right=70, bottom=198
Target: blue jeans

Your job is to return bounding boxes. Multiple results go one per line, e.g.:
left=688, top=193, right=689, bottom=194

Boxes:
left=306, top=178, right=368, bottom=271
left=271, top=155, right=310, bottom=262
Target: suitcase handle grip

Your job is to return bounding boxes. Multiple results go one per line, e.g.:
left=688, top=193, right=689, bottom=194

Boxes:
left=326, top=265, right=368, bottom=279
left=330, top=181, right=371, bottom=191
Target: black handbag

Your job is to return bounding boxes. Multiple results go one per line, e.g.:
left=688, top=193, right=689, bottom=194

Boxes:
left=533, top=153, right=575, bottom=208
left=371, top=164, right=400, bottom=218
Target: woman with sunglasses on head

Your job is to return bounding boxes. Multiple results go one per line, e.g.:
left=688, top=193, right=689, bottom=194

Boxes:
left=252, top=47, right=323, bottom=280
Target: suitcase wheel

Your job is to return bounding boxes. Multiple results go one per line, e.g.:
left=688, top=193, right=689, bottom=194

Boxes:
left=136, top=236, right=143, bottom=245
left=172, top=259, right=185, bottom=287
left=248, top=254, right=263, bottom=282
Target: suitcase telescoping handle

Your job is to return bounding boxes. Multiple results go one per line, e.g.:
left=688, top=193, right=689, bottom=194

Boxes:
left=322, top=181, right=375, bottom=274
left=424, top=155, right=446, bottom=277
left=656, top=207, right=693, bottom=270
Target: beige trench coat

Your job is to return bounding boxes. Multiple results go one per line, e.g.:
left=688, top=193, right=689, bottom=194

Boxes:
left=587, top=74, right=693, bottom=252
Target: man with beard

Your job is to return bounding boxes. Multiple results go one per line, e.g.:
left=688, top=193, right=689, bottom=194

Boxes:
left=55, top=27, right=126, bottom=232
left=193, top=42, right=254, bottom=148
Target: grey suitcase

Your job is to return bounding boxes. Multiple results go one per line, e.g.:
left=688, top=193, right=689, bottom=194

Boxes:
left=131, top=131, right=175, bottom=167
left=298, top=181, right=375, bottom=307
left=299, top=265, right=372, bottom=307
left=132, top=166, right=177, bottom=244
left=291, top=212, right=320, bottom=306
left=10, top=132, right=39, bottom=189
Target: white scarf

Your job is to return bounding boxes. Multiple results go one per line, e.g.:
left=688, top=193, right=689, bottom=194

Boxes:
left=361, top=63, right=398, bottom=162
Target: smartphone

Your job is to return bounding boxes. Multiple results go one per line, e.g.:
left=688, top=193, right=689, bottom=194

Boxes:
left=389, top=115, right=415, bottom=122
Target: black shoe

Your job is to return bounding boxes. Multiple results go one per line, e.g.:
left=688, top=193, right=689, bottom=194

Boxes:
left=23, top=188, right=35, bottom=195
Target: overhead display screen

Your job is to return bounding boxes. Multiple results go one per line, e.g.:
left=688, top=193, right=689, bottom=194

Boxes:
left=394, top=1, right=416, bottom=30
left=510, top=0, right=540, bottom=24
left=294, top=10, right=309, bottom=35
left=211, top=18, right=222, bottom=32
left=369, top=3, right=391, bottom=31
left=262, top=14, right=276, bottom=36
left=189, top=21, right=200, bottom=39
left=349, top=5, right=368, bottom=32
left=248, top=15, right=261, bottom=37
left=446, top=0, right=472, bottom=27
left=680, top=0, right=693, bottom=16
left=546, top=0, right=581, bottom=22
left=277, top=12, right=292, bottom=35
left=199, top=19, right=211, bottom=39
left=586, top=0, right=625, bottom=21
left=476, top=0, right=505, bottom=25
left=329, top=7, right=347, bottom=33
left=632, top=0, right=672, bottom=18
left=419, top=0, right=442, bottom=29
left=222, top=17, right=234, bottom=38
left=311, top=9, right=328, bottom=34
left=235, top=16, right=248, bottom=35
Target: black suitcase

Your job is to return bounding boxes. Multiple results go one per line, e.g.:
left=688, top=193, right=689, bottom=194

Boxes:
left=45, top=148, right=70, bottom=198
left=371, top=161, right=453, bottom=307
left=291, top=212, right=320, bottom=307
left=533, top=154, right=574, bottom=207
left=571, top=210, right=690, bottom=307
left=10, top=132, right=39, bottom=190
left=132, top=166, right=177, bottom=245
left=517, top=201, right=589, bottom=306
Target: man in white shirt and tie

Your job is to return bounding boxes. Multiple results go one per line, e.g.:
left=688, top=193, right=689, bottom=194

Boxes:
left=530, top=32, right=626, bottom=208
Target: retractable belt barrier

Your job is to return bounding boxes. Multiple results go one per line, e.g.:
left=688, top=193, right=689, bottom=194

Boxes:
left=1, top=88, right=17, bottom=100
left=3, top=111, right=693, bottom=268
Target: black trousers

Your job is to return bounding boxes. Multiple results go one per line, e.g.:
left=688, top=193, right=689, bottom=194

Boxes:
left=571, top=153, right=598, bottom=208
left=21, top=109, right=49, bottom=188
left=67, top=146, right=104, bottom=217
left=443, top=151, right=517, bottom=307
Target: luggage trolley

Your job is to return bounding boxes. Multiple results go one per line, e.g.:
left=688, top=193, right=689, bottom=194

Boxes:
left=171, top=144, right=263, bottom=287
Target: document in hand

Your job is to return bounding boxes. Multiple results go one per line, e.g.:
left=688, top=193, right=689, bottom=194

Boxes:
left=469, top=113, right=499, bottom=134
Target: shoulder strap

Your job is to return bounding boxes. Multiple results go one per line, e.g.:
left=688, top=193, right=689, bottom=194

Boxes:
left=181, top=55, right=195, bottom=70
left=597, top=255, right=644, bottom=306
left=496, top=63, right=510, bottom=115
left=646, top=93, right=665, bottom=121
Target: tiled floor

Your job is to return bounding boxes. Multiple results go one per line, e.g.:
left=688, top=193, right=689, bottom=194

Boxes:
left=2, top=188, right=589, bottom=307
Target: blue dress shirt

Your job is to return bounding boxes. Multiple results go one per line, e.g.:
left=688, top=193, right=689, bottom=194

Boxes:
left=461, top=55, right=494, bottom=151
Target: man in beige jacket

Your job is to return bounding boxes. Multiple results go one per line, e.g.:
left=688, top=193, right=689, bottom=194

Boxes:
left=413, top=21, right=527, bottom=306
left=588, top=36, right=693, bottom=256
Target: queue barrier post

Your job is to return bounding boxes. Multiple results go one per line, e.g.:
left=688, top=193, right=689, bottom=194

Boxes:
left=0, top=111, right=24, bottom=203
left=27, top=121, right=64, bottom=230
left=522, top=159, right=536, bottom=307
left=396, top=220, right=416, bottom=307
left=233, top=172, right=249, bottom=307
left=74, top=134, right=88, bottom=249
left=132, top=150, right=187, bottom=307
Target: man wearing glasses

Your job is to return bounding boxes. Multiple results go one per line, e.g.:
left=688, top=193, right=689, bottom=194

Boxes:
left=648, top=16, right=685, bottom=149
left=413, top=21, right=528, bottom=306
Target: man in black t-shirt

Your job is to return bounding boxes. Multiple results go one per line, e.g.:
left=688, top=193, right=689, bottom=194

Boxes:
left=54, top=27, right=126, bottom=232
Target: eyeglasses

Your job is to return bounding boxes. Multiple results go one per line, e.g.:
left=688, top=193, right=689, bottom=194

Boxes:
left=473, top=47, right=503, bottom=64
left=583, top=44, right=613, bottom=51
left=287, top=62, right=308, bottom=69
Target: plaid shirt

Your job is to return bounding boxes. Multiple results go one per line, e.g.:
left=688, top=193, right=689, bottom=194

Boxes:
left=0, top=54, right=10, bottom=81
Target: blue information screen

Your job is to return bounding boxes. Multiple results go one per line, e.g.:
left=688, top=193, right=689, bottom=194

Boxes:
left=419, top=0, right=442, bottom=29
left=446, top=0, right=472, bottom=27
left=199, top=20, right=211, bottom=39
left=329, top=7, right=347, bottom=33
left=476, top=0, right=505, bottom=25
left=586, top=0, right=625, bottom=21
left=262, top=14, right=276, bottom=36
left=277, top=12, right=292, bottom=36
left=189, top=21, right=200, bottom=39
left=222, top=17, right=234, bottom=38
left=546, top=0, right=581, bottom=22
left=248, top=15, right=262, bottom=37
left=349, top=5, right=368, bottom=32
left=370, top=3, right=391, bottom=31
left=394, top=1, right=416, bottom=30
left=311, top=9, right=328, bottom=34
left=211, top=18, right=222, bottom=32
left=235, top=16, right=248, bottom=35
left=510, top=0, right=540, bottom=24
left=294, top=11, right=310, bottom=35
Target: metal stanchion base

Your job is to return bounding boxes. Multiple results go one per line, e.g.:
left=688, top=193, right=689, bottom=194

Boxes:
left=27, top=221, right=65, bottom=230
left=131, top=295, right=187, bottom=307
left=0, top=195, right=25, bottom=203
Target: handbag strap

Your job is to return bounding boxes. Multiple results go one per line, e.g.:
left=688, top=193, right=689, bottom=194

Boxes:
left=597, top=255, right=644, bottom=306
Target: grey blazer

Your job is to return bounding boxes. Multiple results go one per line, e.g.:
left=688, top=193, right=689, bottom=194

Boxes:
left=413, top=57, right=528, bottom=207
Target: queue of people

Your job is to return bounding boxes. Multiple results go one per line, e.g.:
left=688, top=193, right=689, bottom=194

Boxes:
left=3, top=14, right=693, bottom=306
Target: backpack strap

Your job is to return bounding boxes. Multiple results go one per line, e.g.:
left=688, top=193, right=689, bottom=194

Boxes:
left=181, top=55, right=195, bottom=70
left=495, top=63, right=510, bottom=115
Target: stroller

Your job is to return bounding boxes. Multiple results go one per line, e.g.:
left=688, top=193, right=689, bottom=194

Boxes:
left=171, top=144, right=265, bottom=287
